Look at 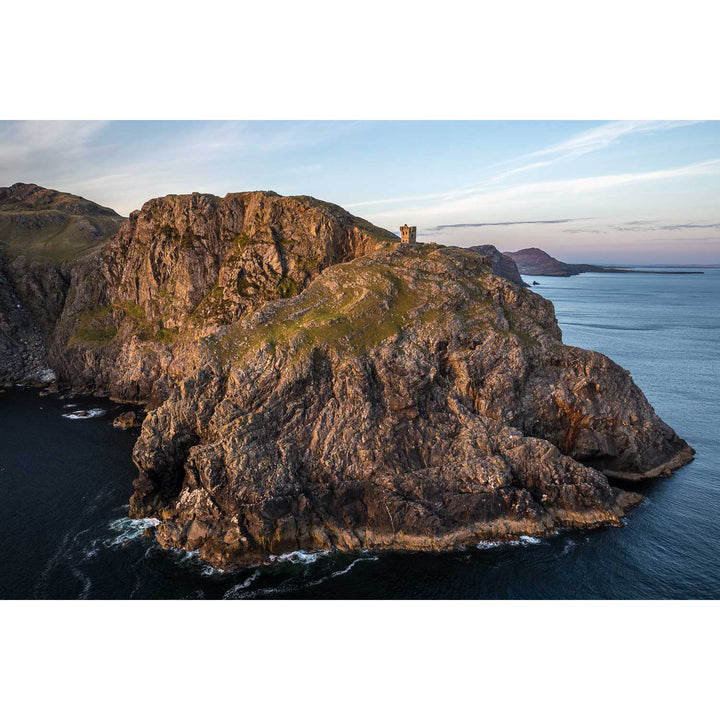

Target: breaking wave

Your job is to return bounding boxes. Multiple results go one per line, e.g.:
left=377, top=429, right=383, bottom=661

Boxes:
left=268, top=549, right=331, bottom=565
left=105, top=517, right=160, bottom=547
left=477, top=535, right=544, bottom=550
left=62, top=408, right=106, bottom=420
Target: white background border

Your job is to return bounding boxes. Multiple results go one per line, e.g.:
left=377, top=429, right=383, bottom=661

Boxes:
left=2, top=1, right=718, bottom=717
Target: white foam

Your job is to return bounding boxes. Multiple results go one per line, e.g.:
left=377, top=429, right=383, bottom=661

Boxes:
left=223, top=570, right=261, bottom=598
left=476, top=540, right=504, bottom=550
left=477, top=535, right=544, bottom=550
left=38, top=369, right=56, bottom=383
left=62, top=408, right=106, bottom=420
left=71, top=568, right=92, bottom=599
left=330, top=556, right=378, bottom=579
left=105, top=517, right=160, bottom=547
left=201, top=564, right=227, bottom=577
left=168, top=547, right=202, bottom=565
left=268, top=549, right=331, bottom=565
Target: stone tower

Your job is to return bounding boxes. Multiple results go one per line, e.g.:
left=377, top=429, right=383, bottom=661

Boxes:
left=400, top=224, right=417, bottom=244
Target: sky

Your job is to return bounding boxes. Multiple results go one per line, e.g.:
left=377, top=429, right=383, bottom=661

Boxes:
left=1, top=120, right=719, bottom=264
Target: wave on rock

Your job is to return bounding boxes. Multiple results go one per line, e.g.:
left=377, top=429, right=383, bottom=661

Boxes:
left=476, top=535, right=544, bottom=550
left=268, top=549, right=331, bottom=565
left=62, top=408, right=106, bottom=420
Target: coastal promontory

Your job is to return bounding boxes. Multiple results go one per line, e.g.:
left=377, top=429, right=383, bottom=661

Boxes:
left=0, top=186, right=695, bottom=569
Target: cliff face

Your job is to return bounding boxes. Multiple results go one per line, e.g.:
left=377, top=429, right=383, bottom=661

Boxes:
left=2, top=185, right=695, bottom=569
left=0, top=183, right=124, bottom=384
left=50, top=191, right=396, bottom=403
left=468, top=244, right=527, bottom=286
left=128, top=243, right=692, bottom=569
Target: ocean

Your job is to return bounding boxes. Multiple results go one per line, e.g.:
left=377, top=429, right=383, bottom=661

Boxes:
left=1, top=268, right=718, bottom=599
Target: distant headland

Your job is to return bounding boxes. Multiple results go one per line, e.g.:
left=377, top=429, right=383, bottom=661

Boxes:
left=504, top=247, right=705, bottom=277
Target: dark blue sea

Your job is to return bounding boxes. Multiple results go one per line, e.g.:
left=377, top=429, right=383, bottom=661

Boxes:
left=1, top=268, right=718, bottom=599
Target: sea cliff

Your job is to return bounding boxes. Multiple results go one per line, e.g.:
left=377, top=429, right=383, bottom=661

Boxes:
left=0, top=185, right=695, bottom=568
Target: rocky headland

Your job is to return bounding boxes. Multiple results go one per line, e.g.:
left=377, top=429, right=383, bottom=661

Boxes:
left=0, top=183, right=124, bottom=385
left=467, top=244, right=528, bottom=286
left=505, top=247, right=705, bottom=277
left=0, top=185, right=695, bottom=569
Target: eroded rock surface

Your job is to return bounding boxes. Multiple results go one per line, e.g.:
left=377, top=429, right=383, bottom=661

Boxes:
left=0, top=183, right=124, bottom=384
left=51, top=191, right=396, bottom=403
left=1, top=185, right=694, bottom=569
left=129, top=243, right=692, bottom=569
left=468, top=244, right=527, bottom=286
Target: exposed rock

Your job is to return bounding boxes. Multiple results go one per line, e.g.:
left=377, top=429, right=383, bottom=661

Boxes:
left=1, top=183, right=695, bottom=570
left=0, top=183, right=124, bottom=384
left=51, top=191, right=396, bottom=403
left=468, top=244, right=528, bottom=286
left=113, top=410, right=138, bottom=430
left=0, top=255, right=48, bottom=384
left=129, top=243, right=693, bottom=570
left=504, top=247, right=704, bottom=277
left=504, top=248, right=605, bottom=276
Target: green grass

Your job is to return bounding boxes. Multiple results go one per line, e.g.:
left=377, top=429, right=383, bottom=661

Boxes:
left=234, top=231, right=256, bottom=250
left=277, top=276, right=299, bottom=298
left=217, top=264, right=428, bottom=364
left=68, top=305, right=117, bottom=346
left=0, top=212, right=123, bottom=263
left=68, top=300, right=178, bottom=347
left=154, top=328, right=179, bottom=344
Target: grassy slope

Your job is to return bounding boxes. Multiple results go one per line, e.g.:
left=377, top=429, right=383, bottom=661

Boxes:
left=0, top=212, right=125, bottom=263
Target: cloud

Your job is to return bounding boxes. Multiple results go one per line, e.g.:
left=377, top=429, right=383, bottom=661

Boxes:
left=347, top=121, right=705, bottom=212
left=609, top=220, right=720, bottom=233
left=563, top=228, right=605, bottom=234
left=0, top=121, right=108, bottom=166
left=517, top=120, right=696, bottom=163
left=366, top=158, right=720, bottom=224
left=563, top=219, right=720, bottom=235
left=481, top=121, right=701, bottom=185
left=659, top=222, right=720, bottom=231
left=425, top=218, right=589, bottom=232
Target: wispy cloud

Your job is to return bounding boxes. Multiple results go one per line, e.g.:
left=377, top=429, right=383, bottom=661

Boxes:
left=0, top=121, right=108, bottom=166
left=348, top=121, right=702, bottom=210
left=509, top=121, right=696, bottom=165
left=368, top=158, right=720, bottom=223
left=425, top=218, right=589, bottom=232
left=659, top=222, right=720, bottom=231
left=566, top=219, right=720, bottom=234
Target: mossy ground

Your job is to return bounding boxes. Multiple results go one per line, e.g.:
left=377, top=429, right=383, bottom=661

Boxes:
left=68, top=300, right=178, bottom=347
left=0, top=212, right=122, bottom=263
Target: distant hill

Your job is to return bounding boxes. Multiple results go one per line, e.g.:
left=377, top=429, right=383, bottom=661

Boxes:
left=0, top=183, right=124, bottom=263
left=503, top=248, right=601, bottom=277
left=504, top=247, right=705, bottom=277
left=0, top=183, right=124, bottom=384
left=467, top=245, right=527, bottom=286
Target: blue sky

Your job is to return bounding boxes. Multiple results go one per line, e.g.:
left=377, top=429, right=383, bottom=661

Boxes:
left=1, top=120, right=719, bottom=263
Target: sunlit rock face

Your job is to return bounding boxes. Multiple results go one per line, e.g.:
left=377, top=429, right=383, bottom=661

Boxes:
left=129, top=242, right=692, bottom=569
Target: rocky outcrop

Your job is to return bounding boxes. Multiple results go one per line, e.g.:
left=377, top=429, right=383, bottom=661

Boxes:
left=113, top=410, right=139, bottom=430
left=503, top=248, right=601, bottom=276
left=51, top=191, right=396, bottom=403
left=128, top=243, right=693, bottom=570
left=468, top=244, right=527, bottom=286
left=1, top=184, right=695, bottom=569
left=503, top=247, right=703, bottom=277
left=0, top=183, right=125, bottom=384
left=0, top=256, right=49, bottom=384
